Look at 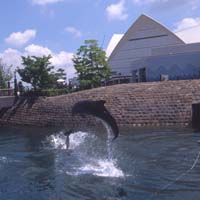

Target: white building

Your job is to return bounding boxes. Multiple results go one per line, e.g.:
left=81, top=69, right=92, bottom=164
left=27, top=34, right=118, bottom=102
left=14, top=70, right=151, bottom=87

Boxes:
left=107, top=14, right=200, bottom=84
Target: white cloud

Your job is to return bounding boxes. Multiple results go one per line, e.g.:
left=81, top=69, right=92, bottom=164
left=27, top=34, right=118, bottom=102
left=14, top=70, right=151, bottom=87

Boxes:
left=133, top=0, right=198, bottom=5
left=174, top=18, right=200, bottom=43
left=132, top=0, right=199, bottom=10
left=51, top=51, right=73, bottom=66
left=24, top=44, right=52, bottom=57
left=32, top=0, right=64, bottom=5
left=106, top=0, right=128, bottom=21
left=0, top=48, right=22, bottom=69
left=50, top=51, right=75, bottom=78
left=0, top=44, right=75, bottom=79
left=65, top=26, right=82, bottom=38
left=25, top=44, right=75, bottom=78
left=5, top=29, right=36, bottom=47
left=174, top=18, right=200, bottom=32
left=133, top=0, right=157, bottom=4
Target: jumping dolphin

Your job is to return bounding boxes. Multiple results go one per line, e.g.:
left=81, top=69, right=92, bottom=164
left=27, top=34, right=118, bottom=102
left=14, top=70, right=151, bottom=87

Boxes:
left=72, top=100, right=119, bottom=140
left=63, top=100, right=119, bottom=149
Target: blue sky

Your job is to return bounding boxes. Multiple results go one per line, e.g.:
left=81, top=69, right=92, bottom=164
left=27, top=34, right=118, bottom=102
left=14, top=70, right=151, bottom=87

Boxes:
left=1, top=0, right=200, bottom=78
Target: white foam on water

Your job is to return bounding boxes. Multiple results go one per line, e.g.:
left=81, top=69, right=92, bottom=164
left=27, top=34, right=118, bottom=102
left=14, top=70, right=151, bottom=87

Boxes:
left=0, top=156, right=8, bottom=163
left=47, top=122, right=124, bottom=178
left=47, top=131, right=89, bottom=150
left=77, top=159, right=124, bottom=178
left=65, top=119, right=124, bottom=178
left=0, top=156, right=20, bottom=164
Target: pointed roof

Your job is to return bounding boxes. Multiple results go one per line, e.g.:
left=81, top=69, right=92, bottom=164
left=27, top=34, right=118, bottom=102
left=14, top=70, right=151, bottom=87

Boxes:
left=108, top=14, right=185, bottom=60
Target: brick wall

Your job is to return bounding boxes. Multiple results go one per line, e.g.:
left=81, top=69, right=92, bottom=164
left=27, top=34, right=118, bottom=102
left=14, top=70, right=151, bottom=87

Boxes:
left=1, top=80, right=200, bottom=129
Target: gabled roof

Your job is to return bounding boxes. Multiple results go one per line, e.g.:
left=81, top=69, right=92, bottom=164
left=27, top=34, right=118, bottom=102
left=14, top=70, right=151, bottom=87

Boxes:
left=108, top=14, right=185, bottom=60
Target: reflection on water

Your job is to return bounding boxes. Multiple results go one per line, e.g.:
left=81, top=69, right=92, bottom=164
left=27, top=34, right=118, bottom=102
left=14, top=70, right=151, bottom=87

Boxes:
left=0, top=126, right=200, bottom=200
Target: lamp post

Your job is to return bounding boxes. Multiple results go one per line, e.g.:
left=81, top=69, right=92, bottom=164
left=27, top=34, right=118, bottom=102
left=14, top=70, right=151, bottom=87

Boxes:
left=14, top=70, right=18, bottom=96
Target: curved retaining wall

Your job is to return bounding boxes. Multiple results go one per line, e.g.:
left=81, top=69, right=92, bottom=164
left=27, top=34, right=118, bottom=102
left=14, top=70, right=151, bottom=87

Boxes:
left=1, top=80, right=200, bottom=129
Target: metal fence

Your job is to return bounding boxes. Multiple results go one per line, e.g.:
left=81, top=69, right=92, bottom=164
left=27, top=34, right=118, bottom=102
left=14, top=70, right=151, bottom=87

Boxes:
left=0, top=89, right=14, bottom=97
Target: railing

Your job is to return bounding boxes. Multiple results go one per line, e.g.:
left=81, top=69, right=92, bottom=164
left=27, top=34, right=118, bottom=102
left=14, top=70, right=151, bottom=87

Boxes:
left=0, top=89, right=14, bottom=97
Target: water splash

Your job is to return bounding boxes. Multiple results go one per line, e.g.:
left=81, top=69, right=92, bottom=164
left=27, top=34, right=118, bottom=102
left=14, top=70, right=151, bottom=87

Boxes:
left=78, top=159, right=124, bottom=177
left=46, top=131, right=89, bottom=150
left=46, top=123, right=124, bottom=178
left=99, top=119, right=114, bottom=160
left=67, top=119, right=124, bottom=178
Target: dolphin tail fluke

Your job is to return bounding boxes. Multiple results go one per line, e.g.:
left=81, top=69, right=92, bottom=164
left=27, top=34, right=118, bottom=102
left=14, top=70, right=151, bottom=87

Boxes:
left=66, top=135, right=70, bottom=149
left=64, top=129, right=73, bottom=149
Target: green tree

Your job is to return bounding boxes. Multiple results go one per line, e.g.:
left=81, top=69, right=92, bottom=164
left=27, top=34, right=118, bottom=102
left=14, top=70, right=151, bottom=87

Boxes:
left=54, top=68, right=67, bottom=89
left=73, top=39, right=111, bottom=89
left=0, top=59, right=12, bottom=88
left=17, top=55, right=59, bottom=91
left=54, top=68, right=67, bottom=81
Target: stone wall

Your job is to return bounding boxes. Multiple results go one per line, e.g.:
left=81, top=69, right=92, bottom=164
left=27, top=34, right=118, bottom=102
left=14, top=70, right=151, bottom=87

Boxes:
left=0, top=97, right=15, bottom=110
left=1, top=80, right=200, bottom=129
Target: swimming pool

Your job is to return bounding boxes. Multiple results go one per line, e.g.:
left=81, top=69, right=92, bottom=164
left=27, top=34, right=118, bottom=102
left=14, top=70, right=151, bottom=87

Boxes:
left=0, top=126, right=200, bottom=200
